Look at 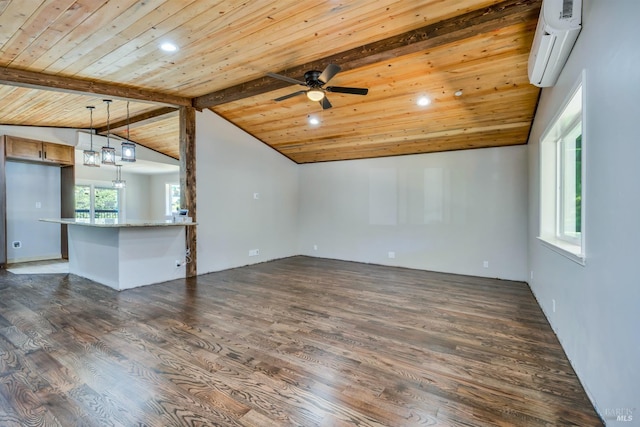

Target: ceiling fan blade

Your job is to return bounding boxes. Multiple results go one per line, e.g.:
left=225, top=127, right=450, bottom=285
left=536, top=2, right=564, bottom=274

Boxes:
left=267, top=72, right=306, bottom=86
left=274, top=90, right=307, bottom=101
left=326, top=86, right=369, bottom=95
left=318, top=64, right=341, bottom=84
left=320, top=97, right=332, bottom=110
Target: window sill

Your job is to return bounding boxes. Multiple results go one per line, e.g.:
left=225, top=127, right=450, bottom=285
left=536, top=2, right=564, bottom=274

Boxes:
left=537, top=236, right=585, bottom=266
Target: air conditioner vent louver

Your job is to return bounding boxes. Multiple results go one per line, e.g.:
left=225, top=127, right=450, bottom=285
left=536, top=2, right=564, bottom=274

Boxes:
left=561, top=0, right=574, bottom=19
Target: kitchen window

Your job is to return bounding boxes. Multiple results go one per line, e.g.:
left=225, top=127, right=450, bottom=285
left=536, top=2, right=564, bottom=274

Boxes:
left=75, top=185, right=120, bottom=220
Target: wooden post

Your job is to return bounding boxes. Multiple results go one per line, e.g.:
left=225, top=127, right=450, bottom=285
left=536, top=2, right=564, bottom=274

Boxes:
left=179, top=106, right=197, bottom=277
left=0, top=136, right=6, bottom=268
left=60, top=165, right=75, bottom=259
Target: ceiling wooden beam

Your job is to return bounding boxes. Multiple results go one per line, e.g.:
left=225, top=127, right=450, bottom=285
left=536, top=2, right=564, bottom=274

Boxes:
left=95, top=107, right=178, bottom=134
left=0, top=67, right=192, bottom=107
left=193, top=0, right=540, bottom=109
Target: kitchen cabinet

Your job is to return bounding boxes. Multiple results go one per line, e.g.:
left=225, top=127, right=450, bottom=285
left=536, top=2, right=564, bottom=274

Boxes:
left=5, top=135, right=74, bottom=166
left=1, top=134, right=75, bottom=267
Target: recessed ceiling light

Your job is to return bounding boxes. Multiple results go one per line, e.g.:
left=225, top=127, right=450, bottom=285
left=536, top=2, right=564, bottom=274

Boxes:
left=454, top=90, right=463, bottom=97
left=308, top=116, right=320, bottom=126
left=417, top=96, right=431, bottom=107
left=160, top=42, right=178, bottom=52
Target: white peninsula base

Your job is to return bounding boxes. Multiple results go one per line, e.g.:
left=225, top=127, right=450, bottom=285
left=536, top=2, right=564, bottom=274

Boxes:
left=42, top=219, right=195, bottom=290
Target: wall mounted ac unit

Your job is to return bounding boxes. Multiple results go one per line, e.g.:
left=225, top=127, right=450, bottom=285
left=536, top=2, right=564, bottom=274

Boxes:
left=528, top=0, right=582, bottom=87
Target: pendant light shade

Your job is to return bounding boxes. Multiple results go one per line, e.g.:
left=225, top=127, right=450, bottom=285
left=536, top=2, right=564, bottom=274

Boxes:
left=121, top=101, right=136, bottom=162
left=83, top=106, right=100, bottom=167
left=101, top=99, right=116, bottom=165
left=113, top=164, right=126, bottom=188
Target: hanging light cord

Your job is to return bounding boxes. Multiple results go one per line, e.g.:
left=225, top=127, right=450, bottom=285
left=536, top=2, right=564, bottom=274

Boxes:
left=126, top=101, right=130, bottom=142
left=89, top=107, right=94, bottom=150
left=106, top=100, right=111, bottom=148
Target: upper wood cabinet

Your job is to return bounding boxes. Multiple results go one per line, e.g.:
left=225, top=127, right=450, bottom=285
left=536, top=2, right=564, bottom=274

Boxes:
left=4, top=135, right=74, bottom=166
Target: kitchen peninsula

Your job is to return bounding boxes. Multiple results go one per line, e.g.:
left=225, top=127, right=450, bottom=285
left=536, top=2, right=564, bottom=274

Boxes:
left=41, top=218, right=196, bottom=290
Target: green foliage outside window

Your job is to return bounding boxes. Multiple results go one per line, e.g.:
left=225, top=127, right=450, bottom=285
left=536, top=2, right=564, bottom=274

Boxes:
left=75, top=185, right=90, bottom=210
left=95, top=187, right=118, bottom=211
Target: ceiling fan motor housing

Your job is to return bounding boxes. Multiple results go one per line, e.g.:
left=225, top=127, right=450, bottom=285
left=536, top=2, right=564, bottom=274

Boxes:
left=304, top=70, right=324, bottom=87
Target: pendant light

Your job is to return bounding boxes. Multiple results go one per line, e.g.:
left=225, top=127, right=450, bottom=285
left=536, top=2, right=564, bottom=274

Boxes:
left=101, top=99, right=116, bottom=165
left=113, top=164, right=126, bottom=188
left=120, top=101, right=136, bottom=162
left=83, top=106, right=100, bottom=167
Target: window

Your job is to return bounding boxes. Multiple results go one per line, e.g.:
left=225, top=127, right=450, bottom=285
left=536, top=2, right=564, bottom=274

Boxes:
left=539, top=74, right=585, bottom=263
left=75, top=185, right=91, bottom=219
left=75, top=185, right=120, bottom=220
left=166, top=183, right=181, bottom=216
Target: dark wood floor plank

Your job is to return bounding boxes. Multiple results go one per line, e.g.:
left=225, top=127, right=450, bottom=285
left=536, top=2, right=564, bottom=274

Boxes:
left=0, top=256, right=602, bottom=426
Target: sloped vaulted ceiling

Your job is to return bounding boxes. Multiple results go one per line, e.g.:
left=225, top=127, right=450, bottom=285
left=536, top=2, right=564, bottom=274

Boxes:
left=0, top=0, right=541, bottom=163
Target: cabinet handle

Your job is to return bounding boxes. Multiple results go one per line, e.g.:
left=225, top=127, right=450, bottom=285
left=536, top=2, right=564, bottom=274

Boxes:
left=44, top=151, right=47, bottom=159
left=39, top=150, right=42, bottom=158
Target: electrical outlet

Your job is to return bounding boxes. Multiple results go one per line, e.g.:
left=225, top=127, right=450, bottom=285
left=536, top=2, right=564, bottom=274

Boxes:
left=313, top=244, right=318, bottom=251
left=12, top=241, right=21, bottom=249
left=249, top=249, right=259, bottom=256
left=388, top=251, right=395, bottom=259
left=530, top=270, right=534, bottom=280
left=35, top=202, right=42, bottom=209
left=552, top=299, right=556, bottom=313
left=175, top=260, right=182, bottom=268
left=483, top=261, right=489, bottom=268
left=253, top=193, right=260, bottom=200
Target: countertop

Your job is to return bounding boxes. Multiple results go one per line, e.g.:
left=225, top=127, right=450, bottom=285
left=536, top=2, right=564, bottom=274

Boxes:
left=40, top=218, right=197, bottom=228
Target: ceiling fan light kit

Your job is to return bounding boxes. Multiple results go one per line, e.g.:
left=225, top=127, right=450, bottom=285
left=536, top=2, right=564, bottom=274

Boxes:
left=306, top=89, right=325, bottom=102
left=269, top=64, right=368, bottom=110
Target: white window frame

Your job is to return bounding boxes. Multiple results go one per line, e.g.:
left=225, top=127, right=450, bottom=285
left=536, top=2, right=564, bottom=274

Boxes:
left=75, top=182, right=123, bottom=221
left=538, top=71, right=586, bottom=265
left=165, top=183, right=181, bottom=216
left=556, top=118, right=582, bottom=246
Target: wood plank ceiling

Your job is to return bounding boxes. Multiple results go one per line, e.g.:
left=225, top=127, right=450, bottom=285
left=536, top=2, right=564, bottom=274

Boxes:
left=0, top=0, right=541, bottom=163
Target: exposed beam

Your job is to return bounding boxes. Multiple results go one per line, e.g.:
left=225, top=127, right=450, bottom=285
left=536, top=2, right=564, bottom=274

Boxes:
left=0, top=67, right=192, bottom=107
left=95, top=107, right=178, bottom=134
left=179, top=106, right=197, bottom=278
left=194, top=0, right=540, bottom=109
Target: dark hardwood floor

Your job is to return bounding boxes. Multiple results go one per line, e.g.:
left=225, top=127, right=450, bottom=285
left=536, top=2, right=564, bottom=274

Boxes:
left=0, top=256, right=602, bottom=426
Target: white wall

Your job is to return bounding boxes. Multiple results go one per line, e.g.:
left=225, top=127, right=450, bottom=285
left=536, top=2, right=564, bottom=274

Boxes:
left=195, top=109, right=299, bottom=274
left=527, top=0, right=640, bottom=421
left=149, top=172, right=180, bottom=220
left=299, top=146, right=528, bottom=280
left=5, top=162, right=61, bottom=262
left=0, top=125, right=77, bottom=146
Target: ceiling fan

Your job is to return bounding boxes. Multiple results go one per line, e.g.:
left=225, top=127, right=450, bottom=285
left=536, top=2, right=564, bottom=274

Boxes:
left=267, top=64, right=368, bottom=109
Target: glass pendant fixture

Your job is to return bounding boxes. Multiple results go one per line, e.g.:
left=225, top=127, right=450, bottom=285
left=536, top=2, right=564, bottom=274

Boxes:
left=101, top=99, right=116, bottom=165
left=112, top=164, right=126, bottom=188
left=83, top=106, right=100, bottom=167
left=121, top=101, right=136, bottom=162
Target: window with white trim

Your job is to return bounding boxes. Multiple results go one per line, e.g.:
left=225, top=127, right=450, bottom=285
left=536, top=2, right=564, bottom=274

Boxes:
left=74, top=184, right=120, bottom=220
left=165, top=183, right=181, bottom=216
left=539, top=75, right=585, bottom=263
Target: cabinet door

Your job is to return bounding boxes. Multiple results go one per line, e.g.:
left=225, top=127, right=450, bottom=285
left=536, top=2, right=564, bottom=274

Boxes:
left=5, top=136, right=43, bottom=161
left=43, top=142, right=74, bottom=165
